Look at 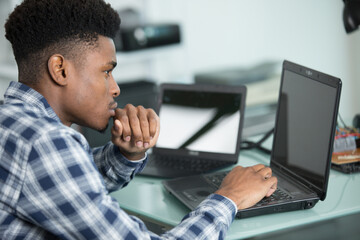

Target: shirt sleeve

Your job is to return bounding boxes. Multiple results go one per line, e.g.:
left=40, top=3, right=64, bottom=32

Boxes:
left=161, top=194, right=236, bottom=240
left=92, top=142, right=147, bottom=192
left=16, top=129, right=236, bottom=239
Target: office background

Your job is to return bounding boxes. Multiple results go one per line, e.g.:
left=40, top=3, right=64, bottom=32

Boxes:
left=0, top=0, right=359, bottom=121
left=0, top=1, right=359, bottom=239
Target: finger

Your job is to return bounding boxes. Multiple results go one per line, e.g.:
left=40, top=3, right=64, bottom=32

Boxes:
left=137, top=106, right=150, bottom=148
left=127, top=106, right=143, bottom=146
left=111, top=120, right=123, bottom=146
left=115, top=109, right=131, bottom=141
left=147, top=109, right=159, bottom=139
left=265, top=176, right=278, bottom=197
left=112, top=119, right=123, bottom=137
left=251, top=164, right=266, bottom=172
left=258, top=167, right=272, bottom=179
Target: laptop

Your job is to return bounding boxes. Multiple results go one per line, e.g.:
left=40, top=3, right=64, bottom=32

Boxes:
left=139, top=83, right=247, bottom=178
left=162, top=60, right=342, bottom=218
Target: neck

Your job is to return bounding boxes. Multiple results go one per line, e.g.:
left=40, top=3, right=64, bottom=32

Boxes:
left=23, top=78, right=72, bottom=127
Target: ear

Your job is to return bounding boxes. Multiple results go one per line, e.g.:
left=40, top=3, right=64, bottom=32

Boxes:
left=47, top=54, right=68, bottom=86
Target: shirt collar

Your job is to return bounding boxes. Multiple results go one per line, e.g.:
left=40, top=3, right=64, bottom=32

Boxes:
left=4, top=81, right=60, bottom=122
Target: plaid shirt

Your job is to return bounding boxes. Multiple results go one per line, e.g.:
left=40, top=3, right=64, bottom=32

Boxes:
left=0, top=81, right=236, bottom=240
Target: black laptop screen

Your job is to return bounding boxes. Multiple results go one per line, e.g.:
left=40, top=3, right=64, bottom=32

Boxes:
left=156, top=89, right=242, bottom=154
left=272, top=68, right=339, bottom=190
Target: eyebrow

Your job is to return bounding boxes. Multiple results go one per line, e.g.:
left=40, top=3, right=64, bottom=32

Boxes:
left=106, top=61, right=117, bottom=69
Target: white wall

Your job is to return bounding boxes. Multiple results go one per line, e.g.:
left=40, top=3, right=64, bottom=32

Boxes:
left=109, top=0, right=359, bottom=120
left=0, top=0, right=17, bottom=99
left=1, top=0, right=359, bottom=121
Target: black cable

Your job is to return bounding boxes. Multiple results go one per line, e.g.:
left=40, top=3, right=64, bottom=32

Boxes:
left=338, top=113, right=357, bottom=133
left=338, top=113, right=348, bottom=128
left=240, top=128, right=274, bottom=154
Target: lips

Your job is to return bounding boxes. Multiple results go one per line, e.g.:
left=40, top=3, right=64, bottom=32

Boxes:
left=109, top=101, right=118, bottom=116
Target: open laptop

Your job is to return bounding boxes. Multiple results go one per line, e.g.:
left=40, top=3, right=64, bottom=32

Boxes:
left=163, top=60, right=342, bottom=218
left=139, top=83, right=247, bottom=178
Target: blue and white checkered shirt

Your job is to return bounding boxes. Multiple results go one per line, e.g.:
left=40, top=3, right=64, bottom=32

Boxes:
left=0, top=81, right=236, bottom=240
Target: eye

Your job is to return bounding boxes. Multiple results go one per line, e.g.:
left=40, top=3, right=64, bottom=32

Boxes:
left=104, top=70, right=112, bottom=78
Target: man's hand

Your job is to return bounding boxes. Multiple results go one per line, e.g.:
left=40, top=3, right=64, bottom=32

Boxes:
left=215, top=164, right=277, bottom=210
left=111, top=104, right=160, bottom=160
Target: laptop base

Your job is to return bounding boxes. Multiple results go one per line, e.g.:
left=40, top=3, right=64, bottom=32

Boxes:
left=236, top=199, right=318, bottom=218
left=140, top=154, right=234, bottom=178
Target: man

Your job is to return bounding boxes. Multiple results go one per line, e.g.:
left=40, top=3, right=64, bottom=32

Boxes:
left=0, top=0, right=277, bottom=239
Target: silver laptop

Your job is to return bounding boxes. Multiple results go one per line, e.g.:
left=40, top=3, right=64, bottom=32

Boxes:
left=162, top=60, right=342, bottom=218
left=140, top=83, right=247, bottom=178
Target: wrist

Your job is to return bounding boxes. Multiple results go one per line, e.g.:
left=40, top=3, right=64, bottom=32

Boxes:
left=215, top=189, right=244, bottom=210
left=119, top=149, right=146, bottom=161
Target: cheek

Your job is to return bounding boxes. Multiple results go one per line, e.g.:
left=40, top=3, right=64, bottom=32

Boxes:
left=80, top=79, right=111, bottom=113
left=71, top=69, right=111, bottom=106
left=74, top=83, right=92, bottom=105
left=80, top=77, right=109, bottom=99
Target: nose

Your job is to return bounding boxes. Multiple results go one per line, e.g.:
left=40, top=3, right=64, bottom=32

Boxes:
left=111, top=77, right=120, bottom=98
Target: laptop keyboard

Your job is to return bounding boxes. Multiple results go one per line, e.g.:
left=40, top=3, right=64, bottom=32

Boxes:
left=204, top=171, right=293, bottom=206
left=147, top=155, right=230, bottom=173
left=255, top=188, right=293, bottom=206
left=204, top=171, right=229, bottom=187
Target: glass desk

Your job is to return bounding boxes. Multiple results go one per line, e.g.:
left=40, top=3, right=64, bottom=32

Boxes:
left=110, top=150, right=360, bottom=239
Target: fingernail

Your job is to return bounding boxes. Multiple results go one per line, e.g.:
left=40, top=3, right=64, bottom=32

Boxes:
left=125, top=136, right=131, bottom=142
left=144, top=142, right=149, bottom=148
left=136, top=141, right=143, bottom=147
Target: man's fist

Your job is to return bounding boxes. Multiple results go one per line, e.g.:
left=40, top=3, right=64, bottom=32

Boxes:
left=111, top=104, right=160, bottom=160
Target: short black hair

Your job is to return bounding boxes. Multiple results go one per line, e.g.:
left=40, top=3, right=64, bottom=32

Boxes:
left=4, top=0, right=120, bottom=83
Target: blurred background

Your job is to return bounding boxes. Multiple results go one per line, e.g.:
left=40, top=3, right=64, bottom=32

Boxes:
left=0, top=0, right=359, bottom=138
left=1, top=1, right=359, bottom=238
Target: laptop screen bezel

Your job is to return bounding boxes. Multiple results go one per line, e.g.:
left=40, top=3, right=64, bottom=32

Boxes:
left=270, top=60, right=341, bottom=201
left=152, top=83, right=247, bottom=163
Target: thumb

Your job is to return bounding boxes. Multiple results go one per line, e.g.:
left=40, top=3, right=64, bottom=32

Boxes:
left=112, top=119, right=123, bottom=137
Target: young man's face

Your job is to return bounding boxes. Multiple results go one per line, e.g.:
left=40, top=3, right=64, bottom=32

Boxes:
left=64, top=36, right=120, bottom=131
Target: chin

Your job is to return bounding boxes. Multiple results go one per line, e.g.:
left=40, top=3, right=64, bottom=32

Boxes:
left=97, top=123, right=109, bottom=134
left=85, top=117, right=111, bottom=133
